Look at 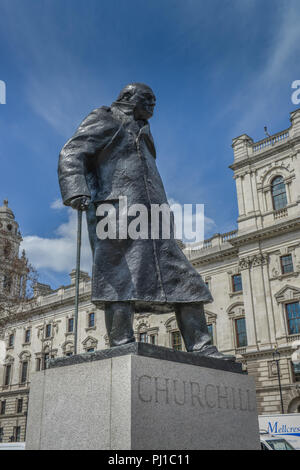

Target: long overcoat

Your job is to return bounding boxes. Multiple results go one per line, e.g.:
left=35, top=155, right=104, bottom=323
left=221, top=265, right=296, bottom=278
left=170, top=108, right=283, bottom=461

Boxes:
left=58, top=102, right=212, bottom=311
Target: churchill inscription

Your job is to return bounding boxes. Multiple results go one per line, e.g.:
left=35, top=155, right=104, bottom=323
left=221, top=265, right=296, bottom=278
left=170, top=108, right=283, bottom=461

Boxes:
left=137, top=375, right=255, bottom=412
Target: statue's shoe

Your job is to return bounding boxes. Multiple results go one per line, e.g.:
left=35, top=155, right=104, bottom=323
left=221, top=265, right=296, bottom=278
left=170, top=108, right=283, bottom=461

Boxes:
left=192, top=346, right=236, bottom=362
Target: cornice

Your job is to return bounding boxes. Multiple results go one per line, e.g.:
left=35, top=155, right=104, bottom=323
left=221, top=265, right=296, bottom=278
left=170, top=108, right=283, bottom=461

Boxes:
left=229, top=135, right=300, bottom=172
left=0, top=291, right=92, bottom=327
left=230, top=217, right=300, bottom=247
left=190, top=246, right=238, bottom=267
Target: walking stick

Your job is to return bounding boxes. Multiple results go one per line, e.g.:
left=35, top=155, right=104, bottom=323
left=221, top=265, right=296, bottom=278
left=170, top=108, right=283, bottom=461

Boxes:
left=74, top=208, right=83, bottom=355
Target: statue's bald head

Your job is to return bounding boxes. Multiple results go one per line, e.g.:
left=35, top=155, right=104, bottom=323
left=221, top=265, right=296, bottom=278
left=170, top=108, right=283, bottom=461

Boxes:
left=116, top=82, right=156, bottom=120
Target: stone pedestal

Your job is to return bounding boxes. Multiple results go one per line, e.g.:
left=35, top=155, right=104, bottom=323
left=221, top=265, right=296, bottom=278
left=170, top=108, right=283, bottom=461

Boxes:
left=26, top=343, right=260, bottom=450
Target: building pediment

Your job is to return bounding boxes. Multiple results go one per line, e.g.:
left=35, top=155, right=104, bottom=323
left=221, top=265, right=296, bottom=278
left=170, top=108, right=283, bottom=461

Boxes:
left=275, top=285, right=300, bottom=303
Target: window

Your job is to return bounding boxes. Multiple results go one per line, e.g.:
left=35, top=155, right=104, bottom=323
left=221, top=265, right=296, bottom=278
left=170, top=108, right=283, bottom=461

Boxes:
left=65, top=352, right=73, bottom=357
left=207, top=324, right=214, bottom=344
left=17, top=398, right=23, bottom=413
left=4, top=242, right=11, bottom=258
left=139, top=332, right=147, bottom=343
left=149, top=334, right=156, bottom=345
left=171, top=331, right=182, bottom=351
left=280, top=255, right=293, bottom=274
left=286, top=302, right=300, bottom=335
left=87, top=348, right=95, bottom=353
left=3, top=275, right=12, bottom=292
left=292, top=362, right=300, bottom=383
left=68, top=318, right=74, bottom=332
left=271, top=176, right=287, bottom=210
left=235, top=318, right=248, bottom=348
left=88, top=313, right=95, bottom=328
left=20, top=361, right=28, bottom=384
left=0, top=428, right=3, bottom=443
left=43, top=353, right=49, bottom=370
left=4, top=365, right=11, bottom=386
left=24, top=329, right=31, bottom=344
left=36, top=358, right=41, bottom=371
left=0, top=401, right=6, bottom=415
left=232, top=274, right=242, bottom=292
left=14, top=426, right=21, bottom=442
left=8, top=334, right=14, bottom=347
left=45, top=324, right=51, bottom=338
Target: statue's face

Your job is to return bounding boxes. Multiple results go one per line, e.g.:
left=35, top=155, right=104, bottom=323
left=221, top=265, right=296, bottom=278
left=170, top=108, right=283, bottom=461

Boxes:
left=132, top=86, right=156, bottom=120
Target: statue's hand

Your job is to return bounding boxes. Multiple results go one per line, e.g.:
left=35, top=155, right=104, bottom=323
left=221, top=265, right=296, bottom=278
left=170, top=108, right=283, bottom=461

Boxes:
left=69, top=196, right=91, bottom=211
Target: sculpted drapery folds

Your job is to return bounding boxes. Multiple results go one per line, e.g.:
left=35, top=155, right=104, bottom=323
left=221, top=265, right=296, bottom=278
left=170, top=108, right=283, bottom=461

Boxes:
left=58, top=83, right=235, bottom=360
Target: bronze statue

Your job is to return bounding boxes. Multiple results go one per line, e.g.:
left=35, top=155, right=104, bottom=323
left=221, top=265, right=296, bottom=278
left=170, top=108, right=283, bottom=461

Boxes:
left=58, top=83, right=234, bottom=360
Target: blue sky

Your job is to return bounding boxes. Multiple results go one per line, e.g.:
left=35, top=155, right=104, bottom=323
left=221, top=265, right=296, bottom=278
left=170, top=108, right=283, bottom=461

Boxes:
left=0, top=0, right=300, bottom=289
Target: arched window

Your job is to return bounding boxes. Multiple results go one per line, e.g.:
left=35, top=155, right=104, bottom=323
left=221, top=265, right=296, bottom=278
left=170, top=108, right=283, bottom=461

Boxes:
left=271, top=176, right=287, bottom=210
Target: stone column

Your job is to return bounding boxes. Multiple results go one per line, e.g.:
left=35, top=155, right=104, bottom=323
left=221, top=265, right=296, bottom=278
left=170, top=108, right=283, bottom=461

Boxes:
left=239, top=258, right=258, bottom=350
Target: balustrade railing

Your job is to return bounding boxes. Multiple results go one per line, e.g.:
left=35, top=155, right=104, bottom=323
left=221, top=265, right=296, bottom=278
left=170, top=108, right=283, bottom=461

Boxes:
left=253, top=130, right=289, bottom=152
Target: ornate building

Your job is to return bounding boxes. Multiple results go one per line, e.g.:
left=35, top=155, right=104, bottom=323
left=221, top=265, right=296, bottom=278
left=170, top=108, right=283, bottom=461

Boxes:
left=0, top=200, right=29, bottom=443
left=1, top=109, right=300, bottom=443
left=0, top=200, right=28, bottom=302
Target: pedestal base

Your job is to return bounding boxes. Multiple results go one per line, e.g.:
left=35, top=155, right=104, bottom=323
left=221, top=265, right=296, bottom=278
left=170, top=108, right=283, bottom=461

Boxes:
left=26, top=343, right=260, bottom=450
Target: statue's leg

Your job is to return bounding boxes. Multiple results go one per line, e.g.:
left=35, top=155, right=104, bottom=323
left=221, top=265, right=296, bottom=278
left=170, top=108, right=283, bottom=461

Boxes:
left=175, top=303, right=235, bottom=361
left=175, top=303, right=211, bottom=352
left=105, top=302, right=135, bottom=347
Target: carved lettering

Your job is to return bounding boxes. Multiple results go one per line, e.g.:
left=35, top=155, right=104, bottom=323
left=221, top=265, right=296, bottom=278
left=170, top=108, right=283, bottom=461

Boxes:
left=136, top=374, right=255, bottom=413
left=173, top=379, right=187, bottom=405
left=190, top=381, right=204, bottom=408
left=204, top=384, right=216, bottom=408
left=216, top=385, right=229, bottom=409
left=154, top=377, right=169, bottom=404
left=138, top=375, right=152, bottom=403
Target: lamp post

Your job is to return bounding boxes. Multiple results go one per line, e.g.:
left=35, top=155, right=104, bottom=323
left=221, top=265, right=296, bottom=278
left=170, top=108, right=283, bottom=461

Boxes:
left=273, top=347, right=284, bottom=414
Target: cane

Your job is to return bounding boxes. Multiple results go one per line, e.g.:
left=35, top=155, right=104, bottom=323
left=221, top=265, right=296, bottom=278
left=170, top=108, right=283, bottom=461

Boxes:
left=74, top=208, right=83, bottom=356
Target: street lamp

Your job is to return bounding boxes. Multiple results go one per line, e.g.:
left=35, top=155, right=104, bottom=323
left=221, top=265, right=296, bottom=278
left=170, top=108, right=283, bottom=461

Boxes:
left=272, top=347, right=284, bottom=414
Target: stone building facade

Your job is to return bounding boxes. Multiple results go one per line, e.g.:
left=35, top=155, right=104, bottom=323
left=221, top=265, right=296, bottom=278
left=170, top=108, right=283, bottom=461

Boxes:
left=1, top=108, right=300, bottom=443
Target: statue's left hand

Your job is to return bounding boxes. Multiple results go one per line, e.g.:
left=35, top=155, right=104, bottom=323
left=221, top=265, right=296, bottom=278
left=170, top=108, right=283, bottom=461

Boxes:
left=69, top=196, right=91, bottom=211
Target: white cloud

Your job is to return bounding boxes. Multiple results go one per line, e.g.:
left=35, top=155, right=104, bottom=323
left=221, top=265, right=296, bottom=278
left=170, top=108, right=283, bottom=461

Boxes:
left=50, top=199, right=65, bottom=210
left=21, top=204, right=92, bottom=274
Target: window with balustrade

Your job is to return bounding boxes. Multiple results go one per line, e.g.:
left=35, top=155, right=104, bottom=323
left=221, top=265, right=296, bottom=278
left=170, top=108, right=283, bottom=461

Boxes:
left=286, top=302, right=300, bottom=335
left=271, top=176, right=287, bottom=210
